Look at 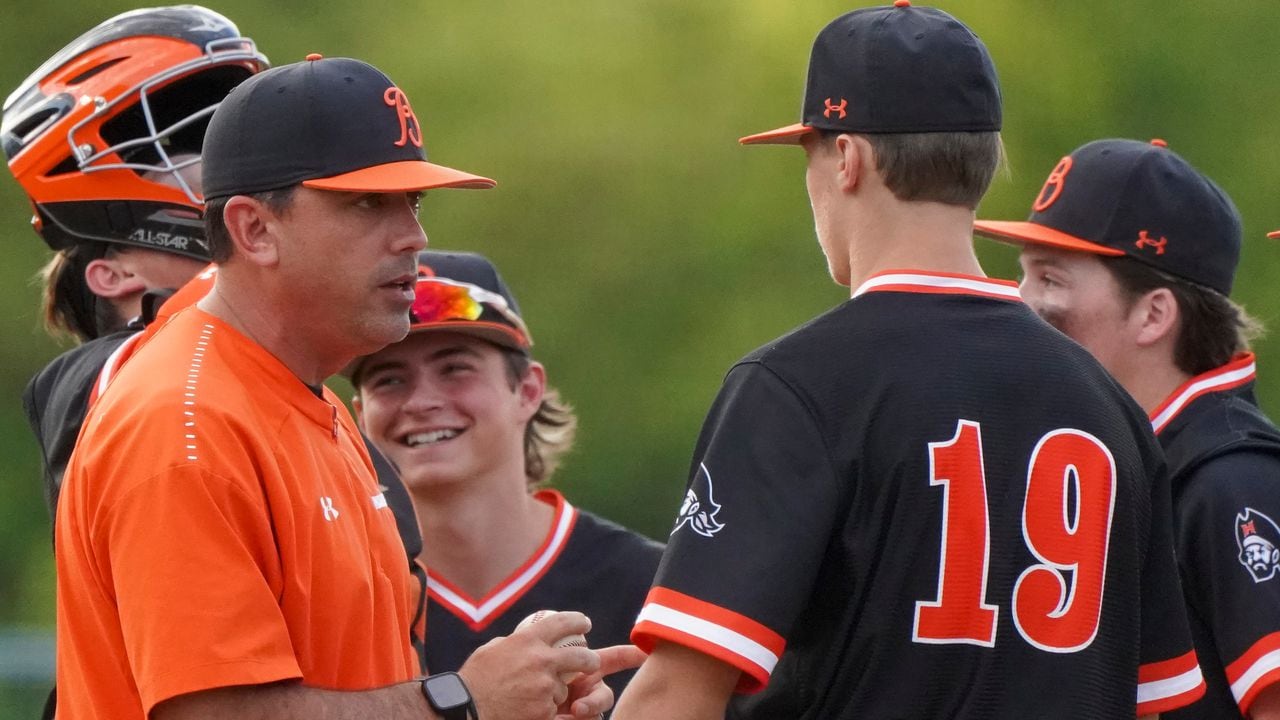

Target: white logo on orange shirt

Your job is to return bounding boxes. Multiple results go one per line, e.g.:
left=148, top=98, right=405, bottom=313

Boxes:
left=320, top=496, right=340, bottom=522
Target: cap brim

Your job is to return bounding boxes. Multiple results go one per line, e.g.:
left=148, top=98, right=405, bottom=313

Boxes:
left=739, top=123, right=816, bottom=146
left=1268, top=230, right=1280, bottom=239
left=344, top=321, right=529, bottom=382
left=973, top=220, right=1125, bottom=257
left=303, top=159, right=496, bottom=192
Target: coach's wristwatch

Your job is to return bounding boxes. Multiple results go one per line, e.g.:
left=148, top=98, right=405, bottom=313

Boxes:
left=420, top=671, right=478, bottom=720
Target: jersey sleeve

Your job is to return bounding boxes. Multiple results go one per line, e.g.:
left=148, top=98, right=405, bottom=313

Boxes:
left=1136, top=456, right=1206, bottom=715
left=1176, top=450, right=1280, bottom=715
left=631, top=362, right=842, bottom=694
left=101, top=464, right=301, bottom=712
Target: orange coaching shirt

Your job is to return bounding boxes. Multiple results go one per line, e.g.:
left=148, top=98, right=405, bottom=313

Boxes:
left=55, top=307, right=419, bottom=718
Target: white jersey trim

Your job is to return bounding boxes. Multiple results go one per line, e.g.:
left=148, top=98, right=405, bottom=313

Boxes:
left=1138, top=664, right=1205, bottom=706
left=1150, top=358, right=1256, bottom=434
left=853, top=272, right=1022, bottom=300
left=427, top=497, right=577, bottom=625
left=635, top=602, right=780, bottom=676
left=1232, top=649, right=1280, bottom=706
left=95, top=331, right=145, bottom=399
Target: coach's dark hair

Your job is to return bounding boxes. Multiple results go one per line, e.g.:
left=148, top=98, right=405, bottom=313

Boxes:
left=203, top=186, right=297, bottom=262
left=500, top=349, right=577, bottom=488
left=38, top=241, right=123, bottom=343
left=820, top=130, right=1005, bottom=209
left=1102, top=255, right=1263, bottom=376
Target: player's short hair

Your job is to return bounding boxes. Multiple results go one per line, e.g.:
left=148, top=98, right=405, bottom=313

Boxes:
left=203, top=186, right=298, bottom=263
left=821, top=130, right=1004, bottom=209
left=39, top=241, right=124, bottom=342
left=501, top=349, right=577, bottom=487
left=1103, top=255, right=1263, bottom=375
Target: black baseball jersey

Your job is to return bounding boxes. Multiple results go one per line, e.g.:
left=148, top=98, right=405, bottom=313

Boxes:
left=1152, top=355, right=1280, bottom=719
left=633, top=271, right=1204, bottom=719
left=424, top=490, right=663, bottom=701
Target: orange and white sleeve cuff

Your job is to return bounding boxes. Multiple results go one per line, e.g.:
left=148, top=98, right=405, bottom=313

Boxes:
left=1136, top=650, right=1205, bottom=715
left=631, top=587, right=786, bottom=694
left=1228, top=632, right=1280, bottom=714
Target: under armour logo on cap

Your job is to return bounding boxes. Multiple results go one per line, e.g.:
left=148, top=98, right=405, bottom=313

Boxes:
left=1134, top=230, right=1167, bottom=256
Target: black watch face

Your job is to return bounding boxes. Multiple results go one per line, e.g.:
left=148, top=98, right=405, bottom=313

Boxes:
left=426, top=673, right=470, bottom=708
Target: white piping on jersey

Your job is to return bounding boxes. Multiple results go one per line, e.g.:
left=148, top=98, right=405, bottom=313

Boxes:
left=1150, top=358, right=1256, bottom=435
left=427, top=499, right=577, bottom=625
left=1231, top=648, right=1280, bottom=707
left=1137, top=663, right=1204, bottom=707
left=636, top=603, right=780, bottom=677
left=180, top=324, right=214, bottom=462
left=853, top=272, right=1022, bottom=300
left=95, top=331, right=145, bottom=399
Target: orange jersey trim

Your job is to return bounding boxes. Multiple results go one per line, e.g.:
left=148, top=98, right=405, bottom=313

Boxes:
left=426, top=490, right=578, bottom=631
left=1226, top=631, right=1280, bottom=713
left=631, top=587, right=786, bottom=694
left=1136, top=650, right=1206, bottom=715
left=1149, top=353, right=1257, bottom=435
left=853, top=269, right=1022, bottom=302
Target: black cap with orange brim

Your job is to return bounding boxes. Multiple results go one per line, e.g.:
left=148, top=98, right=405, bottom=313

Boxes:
left=975, top=139, right=1242, bottom=296
left=202, top=54, right=493, bottom=199
left=740, top=1, right=1002, bottom=146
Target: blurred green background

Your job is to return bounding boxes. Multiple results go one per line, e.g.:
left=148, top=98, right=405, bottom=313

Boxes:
left=2, top=0, right=1278, bottom=714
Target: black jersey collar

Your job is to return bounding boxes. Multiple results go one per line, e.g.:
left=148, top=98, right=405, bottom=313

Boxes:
left=1150, top=353, right=1257, bottom=435
left=852, top=269, right=1022, bottom=302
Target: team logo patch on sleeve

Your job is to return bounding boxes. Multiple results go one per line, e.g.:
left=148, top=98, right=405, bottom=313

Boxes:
left=672, top=462, right=725, bottom=538
left=1236, top=508, right=1280, bottom=583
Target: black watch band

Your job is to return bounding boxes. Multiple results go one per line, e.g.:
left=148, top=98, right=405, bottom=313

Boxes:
left=420, top=672, right=478, bottom=720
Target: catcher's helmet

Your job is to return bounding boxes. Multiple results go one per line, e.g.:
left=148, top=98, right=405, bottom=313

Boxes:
left=2, top=5, right=268, bottom=260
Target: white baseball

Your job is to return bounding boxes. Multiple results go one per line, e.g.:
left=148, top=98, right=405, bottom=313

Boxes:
left=515, top=609, right=588, bottom=650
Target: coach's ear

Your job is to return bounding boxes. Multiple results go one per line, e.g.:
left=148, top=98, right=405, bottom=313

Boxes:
left=221, top=195, right=281, bottom=267
left=1132, top=286, right=1179, bottom=348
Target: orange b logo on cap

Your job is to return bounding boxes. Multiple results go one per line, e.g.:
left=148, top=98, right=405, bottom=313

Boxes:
left=383, top=87, right=422, bottom=148
left=1033, top=156, right=1073, bottom=212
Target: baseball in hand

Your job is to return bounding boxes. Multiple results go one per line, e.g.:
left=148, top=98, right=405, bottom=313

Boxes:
left=515, top=609, right=588, bottom=650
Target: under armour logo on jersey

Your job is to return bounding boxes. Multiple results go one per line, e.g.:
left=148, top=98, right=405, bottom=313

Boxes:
left=383, top=87, right=423, bottom=148
left=1236, top=508, right=1280, bottom=582
left=672, top=463, right=725, bottom=538
left=823, top=98, right=848, bottom=120
left=1134, top=230, right=1167, bottom=256
left=320, top=496, right=340, bottom=522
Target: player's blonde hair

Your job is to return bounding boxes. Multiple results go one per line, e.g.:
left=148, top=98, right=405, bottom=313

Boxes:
left=502, top=350, right=577, bottom=486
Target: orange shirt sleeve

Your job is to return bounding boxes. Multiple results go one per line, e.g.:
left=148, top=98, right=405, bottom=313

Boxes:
left=100, top=464, right=303, bottom=712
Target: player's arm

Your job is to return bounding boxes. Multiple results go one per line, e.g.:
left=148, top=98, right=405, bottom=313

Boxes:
left=152, top=681, right=434, bottom=720
left=1250, top=683, right=1280, bottom=719
left=612, top=641, right=740, bottom=720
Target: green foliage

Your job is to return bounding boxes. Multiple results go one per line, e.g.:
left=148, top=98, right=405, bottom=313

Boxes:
left=2, top=1, right=1278, bottom=702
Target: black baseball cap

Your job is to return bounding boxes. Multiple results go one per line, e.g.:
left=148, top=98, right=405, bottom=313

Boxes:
left=202, top=54, right=494, bottom=199
left=740, top=1, right=1001, bottom=145
left=345, top=250, right=531, bottom=383
left=975, top=138, right=1242, bottom=295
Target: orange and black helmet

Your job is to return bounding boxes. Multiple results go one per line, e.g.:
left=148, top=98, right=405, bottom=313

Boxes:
left=1, top=5, right=267, bottom=260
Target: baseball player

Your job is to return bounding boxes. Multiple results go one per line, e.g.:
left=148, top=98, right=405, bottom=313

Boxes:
left=614, top=4, right=1203, bottom=719
left=55, top=54, right=638, bottom=720
left=976, top=138, right=1280, bottom=719
left=4, top=5, right=267, bottom=514
left=346, top=250, right=664, bottom=702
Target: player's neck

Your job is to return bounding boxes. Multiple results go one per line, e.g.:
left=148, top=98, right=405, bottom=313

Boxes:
left=1113, top=351, right=1192, bottom=418
left=839, top=200, right=984, bottom=292
left=414, top=475, right=555, bottom=599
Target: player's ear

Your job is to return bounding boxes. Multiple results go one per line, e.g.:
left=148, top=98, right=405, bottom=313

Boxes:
left=351, top=392, right=365, bottom=432
left=516, top=360, right=546, bottom=422
left=1132, top=287, right=1179, bottom=348
left=84, top=254, right=146, bottom=299
left=221, top=195, right=281, bottom=267
left=834, top=134, right=869, bottom=194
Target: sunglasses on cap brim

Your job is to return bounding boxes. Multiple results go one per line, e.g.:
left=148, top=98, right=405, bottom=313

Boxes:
left=410, top=277, right=532, bottom=349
